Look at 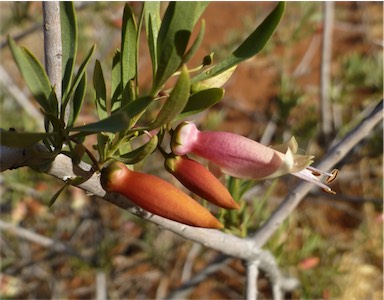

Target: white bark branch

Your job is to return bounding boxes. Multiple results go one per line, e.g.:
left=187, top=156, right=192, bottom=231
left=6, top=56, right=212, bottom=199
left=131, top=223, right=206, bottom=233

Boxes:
left=42, top=2, right=64, bottom=121
left=245, top=259, right=259, bottom=300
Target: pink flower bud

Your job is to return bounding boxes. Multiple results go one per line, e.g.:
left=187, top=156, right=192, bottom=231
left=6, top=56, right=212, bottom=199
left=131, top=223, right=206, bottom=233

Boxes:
left=171, top=122, right=338, bottom=193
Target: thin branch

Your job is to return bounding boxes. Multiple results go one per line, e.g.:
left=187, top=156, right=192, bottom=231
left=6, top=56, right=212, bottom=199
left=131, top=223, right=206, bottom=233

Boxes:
left=245, top=259, right=259, bottom=300
left=42, top=2, right=64, bottom=121
left=181, top=243, right=203, bottom=282
left=253, top=99, right=383, bottom=247
left=166, top=255, right=231, bottom=299
left=0, top=219, right=87, bottom=261
left=96, top=271, right=107, bottom=300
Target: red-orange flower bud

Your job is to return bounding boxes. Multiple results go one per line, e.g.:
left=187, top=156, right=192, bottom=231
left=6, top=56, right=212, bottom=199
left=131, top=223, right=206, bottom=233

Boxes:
left=165, top=155, right=240, bottom=210
left=100, top=161, right=223, bottom=229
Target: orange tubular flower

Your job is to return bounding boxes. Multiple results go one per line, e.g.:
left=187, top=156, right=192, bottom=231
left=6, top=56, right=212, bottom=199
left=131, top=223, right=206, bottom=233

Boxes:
left=165, top=155, right=240, bottom=210
left=100, top=161, right=223, bottom=229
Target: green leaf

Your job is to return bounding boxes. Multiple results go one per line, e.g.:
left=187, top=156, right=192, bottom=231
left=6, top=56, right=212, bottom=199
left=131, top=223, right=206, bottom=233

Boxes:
left=121, top=3, right=137, bottom=104
left=0, top=131, right=54, bottom=148
left=93, top=60, right=108, bottom=120
left=179, top=19, right=205, bottom=67
left=191, top=65, right=237, bottom=92
left=69, top=96, right=153, bottom=133
left=191, top=2, right=285, bottom=84
left=153, top=2, right=208, bottom=94
left=119, top=135, right=158, bottom=164
left=144, top=2, right=161, bottom=78
left=149, top=66, right=190, bottom=129
left=62, top=45, right=95, bottom=119
left=111, top=50, right=122, bottom=113
left=177, top=88, right=225, bottom=120
left=47, top=87, right=59, bottom=119
left=8, top=36, right=52, bottom=113
left=60, top=2, right=78, bottom=98
left=96, top=132, right=110, bottom=162
left=68, top=71, right=86, bottom=126
left=49, top=181, right=71, bottom=207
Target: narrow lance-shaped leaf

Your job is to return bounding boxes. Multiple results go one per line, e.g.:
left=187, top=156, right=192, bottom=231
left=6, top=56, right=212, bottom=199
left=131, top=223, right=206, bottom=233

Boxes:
left=68, top=96, right=153, bottom=134
left=191, top=2, right=285, bottom=85
left=61, top=45, right=95, bottom=120
left=110, top=50, right=122, bottom=113
left=121, top=3, right=137, bottom=104
left=93, top=60, right=108, bottom=120
left=8, top=36, right=52, bottom=113
left=152, top=2, right=208, bottom=94
left=0, top=131, right=55, bottom=148
left=179, top=19, right=206, bottom=67
left=68, top=71, right=86, bottom=127
left=96, top=132, right=110, bottom=163
left=176, top=88, right=224, bottom=121
left=149, top=66, right=190, bottom=130
left=60, top=1, right=78, bottom=98
left=144, top=2, right=161, bottom=79
left=49, top=181, right=71, bottom=207
left=119, top=135, right=158, bottom=164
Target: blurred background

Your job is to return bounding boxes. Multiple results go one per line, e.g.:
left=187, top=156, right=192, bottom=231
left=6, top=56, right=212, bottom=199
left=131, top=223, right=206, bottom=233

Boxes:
left=0, top=2, right=382, bottom=299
